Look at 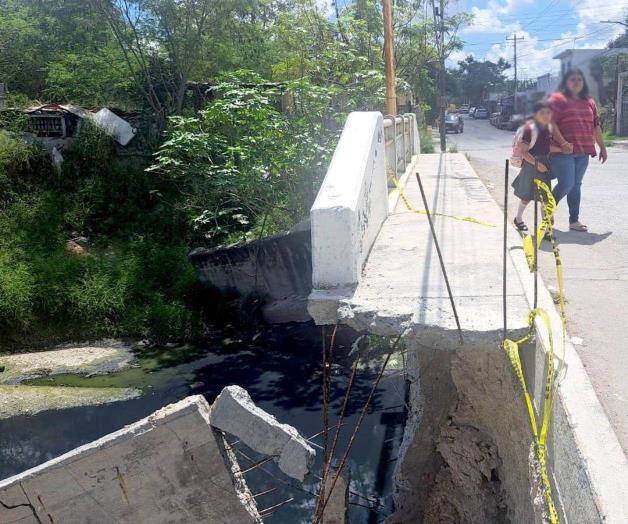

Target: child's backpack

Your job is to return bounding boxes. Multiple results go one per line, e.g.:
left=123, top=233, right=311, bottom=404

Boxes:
left=510, top=121, right=538, bottom=168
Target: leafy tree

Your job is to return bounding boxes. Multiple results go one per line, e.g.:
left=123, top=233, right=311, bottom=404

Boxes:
left=455, top=55, right=511, bottom=105
left=607, top=17, right=628, bottom=48
left=148, top=72, right=340, bottom=243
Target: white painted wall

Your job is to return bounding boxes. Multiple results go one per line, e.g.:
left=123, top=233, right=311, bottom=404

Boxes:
left=310, top=112, right=388, bottom=289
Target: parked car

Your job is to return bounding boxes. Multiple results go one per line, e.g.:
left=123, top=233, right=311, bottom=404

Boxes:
left=458, top=104, right=470, bottom=114
left=469, top=106, right=476, bottom=118
left=490, top=112, right=502, bottom=126
left=444, top=112, right=464, bottom=133
left=474, top=107, right=489, bottom=119
left=505, top=113, right=525, bottom=131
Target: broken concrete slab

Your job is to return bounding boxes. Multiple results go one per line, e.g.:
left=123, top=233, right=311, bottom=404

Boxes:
left=0, top=340, right=135, bottom=384
left=0, top=384, right=140, bottom=419
left=0, top=395, right=261, bottom=524
left=210, top=385, right=315, bottom=481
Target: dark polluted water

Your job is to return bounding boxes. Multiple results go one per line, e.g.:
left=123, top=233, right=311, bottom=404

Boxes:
left=0, top=323, right=407, bottom=523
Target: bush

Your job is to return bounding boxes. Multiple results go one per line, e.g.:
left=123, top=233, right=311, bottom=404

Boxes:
left=0, top=132, right=53, bottom=198
left=420, top=126, right=435, bottom=153
left=0, top=185, right=200, bottom=344
left=0, top=254, right=34, bottom=327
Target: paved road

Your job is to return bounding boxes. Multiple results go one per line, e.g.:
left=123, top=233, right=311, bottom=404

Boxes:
left=443, top=116, right=628, bottom=453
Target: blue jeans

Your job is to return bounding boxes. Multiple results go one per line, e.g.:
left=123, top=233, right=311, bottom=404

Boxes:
left=550, top=154, right=590, bottom=223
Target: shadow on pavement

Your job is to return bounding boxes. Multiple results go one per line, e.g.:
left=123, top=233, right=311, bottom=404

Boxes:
left=541, top=230, right=612, bottom=250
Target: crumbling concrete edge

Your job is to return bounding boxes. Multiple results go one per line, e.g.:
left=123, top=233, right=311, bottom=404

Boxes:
left=308, top=151, right=420, bottom=327
left=210, top=385, right=315, bottom=481
left=509, top=245, right=628, bottom=522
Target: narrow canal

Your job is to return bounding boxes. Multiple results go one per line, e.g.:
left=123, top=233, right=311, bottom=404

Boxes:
left=0, top=323, right=407, bottom=523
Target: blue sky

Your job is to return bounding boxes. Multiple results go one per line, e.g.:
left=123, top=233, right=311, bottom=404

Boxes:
left=451, top=0, right=628, bottom=78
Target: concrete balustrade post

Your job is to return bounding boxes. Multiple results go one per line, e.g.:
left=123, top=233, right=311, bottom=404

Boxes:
left=309, top=112, right=388, bottom=292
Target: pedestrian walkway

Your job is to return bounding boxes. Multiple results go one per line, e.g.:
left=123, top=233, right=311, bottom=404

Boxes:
left=335, top=153, right=529, bottom=349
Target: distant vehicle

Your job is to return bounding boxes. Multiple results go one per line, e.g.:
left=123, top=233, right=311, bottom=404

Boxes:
left=474, top=107, right=489, bottom=119
left=504, top=113, right=525, bottom=131
left=469, top=106, right=476, bottom=117
left=444, top=112, right=464, bottom=133
left=458, top=104, right=470, bottom=114
left=490, top=112, right=502, bottom=126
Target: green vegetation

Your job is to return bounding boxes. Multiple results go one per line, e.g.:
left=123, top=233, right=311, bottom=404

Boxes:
left=0, top=125, right=200, bottom=347
left=602, top=130, right=616, bottom=147
left=420, top=127, right=435, bottom=154
left=0, top=1, right=469, bottom=347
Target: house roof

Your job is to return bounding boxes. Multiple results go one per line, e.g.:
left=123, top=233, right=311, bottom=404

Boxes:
left=554, top=48, right=628, bottom=60
left=25, top=104, right=93, bottom=118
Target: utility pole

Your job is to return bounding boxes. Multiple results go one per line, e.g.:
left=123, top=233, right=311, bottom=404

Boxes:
left=506, top=34, right=524, bottom=112
left=382, top=0, right=397, bottom=116
left=432, top=0, right=446, bottom=152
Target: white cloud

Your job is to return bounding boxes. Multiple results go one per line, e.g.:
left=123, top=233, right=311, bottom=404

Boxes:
left=446, top=48, right=474, bottom=68
left=463, top=0, right=627, bottom=80
left=463, top=7, right=508, bottom=34
left=463, top=0, right=533, bottom=34
left=492, top=0, right=533, bottom=16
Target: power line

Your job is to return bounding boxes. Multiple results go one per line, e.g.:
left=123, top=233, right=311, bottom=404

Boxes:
left=514, top=27, right=611, bottom=61
left=520, top=0, right=561, bottom=31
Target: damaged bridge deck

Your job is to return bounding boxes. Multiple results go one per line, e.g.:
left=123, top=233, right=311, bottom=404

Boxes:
left=311, top=153, right=529, bottom=350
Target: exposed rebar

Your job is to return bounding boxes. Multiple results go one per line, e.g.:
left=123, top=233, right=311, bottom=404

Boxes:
left=415, top=172, right=464, bottom=345
left=312, top=333, right=404, bottom=524
left=503, top=159, right=509, bottom=339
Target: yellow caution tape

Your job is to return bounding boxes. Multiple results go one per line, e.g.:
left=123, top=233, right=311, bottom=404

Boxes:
left=503, top=308, right=559, bottom=523
left=522, top=179, right=556, bottom=271
left=503, top=178, right=568, bottom=524
left=390, top=173, right=496, bottom=228
left=522, top=179, right=567, bottom=362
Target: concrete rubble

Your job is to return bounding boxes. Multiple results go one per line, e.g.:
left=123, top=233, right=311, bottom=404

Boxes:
left=210, top=385, right=316, bottom=481
left=0, top=388, right=317, bottom=523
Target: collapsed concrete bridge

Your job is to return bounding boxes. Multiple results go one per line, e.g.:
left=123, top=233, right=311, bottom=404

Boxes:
left=4, top=111, right=628, bottom=523
left=307, top=111, right=628, bottom=522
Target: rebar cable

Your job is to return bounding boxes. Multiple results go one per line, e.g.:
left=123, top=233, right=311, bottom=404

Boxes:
left=325, top=356, right=359, bottom=482
left=312, top=333, right=404, bottom=524
left=503, top=160, right=509, bottom=338
left=415, top=172, right=464, bottom=345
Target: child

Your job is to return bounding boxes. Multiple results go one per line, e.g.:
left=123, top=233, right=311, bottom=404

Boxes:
left=511, top=101, right=571, bottom=231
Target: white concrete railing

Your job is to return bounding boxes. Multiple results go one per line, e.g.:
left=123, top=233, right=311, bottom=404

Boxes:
left=383, top=114, right=420, bottom=178
left=310, top=111, right=420, bottom=291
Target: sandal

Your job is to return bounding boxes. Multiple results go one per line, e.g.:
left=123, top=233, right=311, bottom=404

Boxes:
left=569, top=221, right=588, bottom=232
left=514, top=218, right=528, bottom=232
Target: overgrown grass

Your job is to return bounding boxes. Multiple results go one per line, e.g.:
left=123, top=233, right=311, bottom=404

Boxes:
left=602, top=130, right=616, bottom=147
left=420, top=126, right=435, bottom=153
left=0, top=126, right=203, bottom=348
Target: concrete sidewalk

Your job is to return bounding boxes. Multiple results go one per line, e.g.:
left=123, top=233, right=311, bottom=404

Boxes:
left=336, top=153, right=529, bottom=349
left=313, top=150, right=628, bottom=522
left=449, top=116, right=628, bottom=455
